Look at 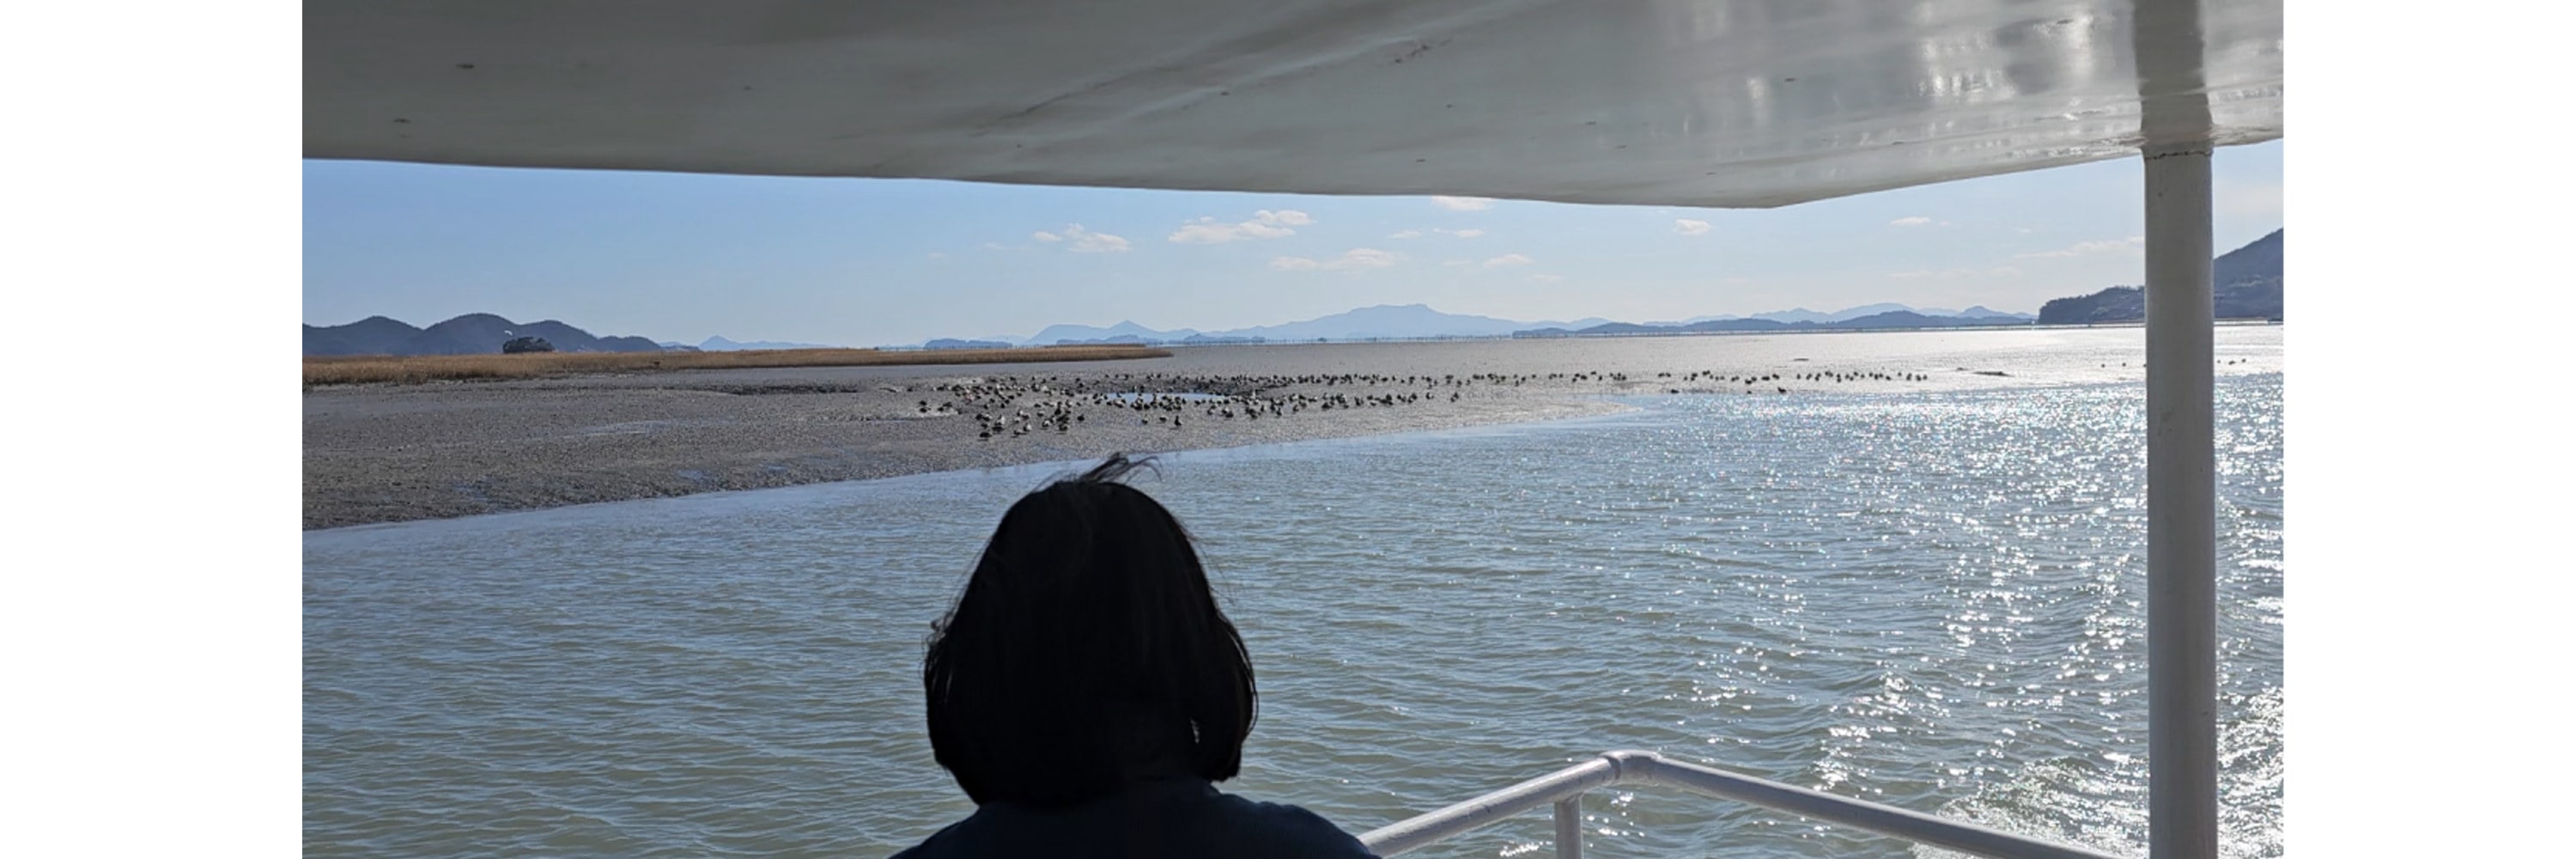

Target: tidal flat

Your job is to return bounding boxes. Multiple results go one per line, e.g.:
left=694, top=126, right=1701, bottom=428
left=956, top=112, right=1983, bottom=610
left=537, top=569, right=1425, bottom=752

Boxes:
left=302, top=326, right=2281, bottom=529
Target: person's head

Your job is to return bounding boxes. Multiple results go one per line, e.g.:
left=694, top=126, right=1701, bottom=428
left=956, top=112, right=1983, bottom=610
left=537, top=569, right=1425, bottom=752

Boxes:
left=922, top=454, right=1255, bottom=809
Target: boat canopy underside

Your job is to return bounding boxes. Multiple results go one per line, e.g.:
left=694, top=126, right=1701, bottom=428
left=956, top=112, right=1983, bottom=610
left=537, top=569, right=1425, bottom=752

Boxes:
left=303, top=0, right=2281, bottom=208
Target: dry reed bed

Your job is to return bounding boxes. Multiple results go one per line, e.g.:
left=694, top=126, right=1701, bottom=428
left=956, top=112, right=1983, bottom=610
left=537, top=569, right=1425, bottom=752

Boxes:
left=305, top=345, right=1173, bottom=387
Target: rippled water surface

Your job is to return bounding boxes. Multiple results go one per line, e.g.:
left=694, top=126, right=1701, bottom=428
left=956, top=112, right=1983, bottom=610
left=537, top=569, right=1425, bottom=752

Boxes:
left=306, top=374, right=2282, bottom=858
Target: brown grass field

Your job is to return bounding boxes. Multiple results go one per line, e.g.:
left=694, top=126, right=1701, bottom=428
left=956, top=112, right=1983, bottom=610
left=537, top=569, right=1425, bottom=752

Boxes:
left=304, top=345, right=1174, bottom=387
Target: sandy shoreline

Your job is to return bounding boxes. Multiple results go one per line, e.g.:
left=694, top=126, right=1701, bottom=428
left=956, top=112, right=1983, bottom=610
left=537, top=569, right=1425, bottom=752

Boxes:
left=304, top=329, right=2284, bottom=530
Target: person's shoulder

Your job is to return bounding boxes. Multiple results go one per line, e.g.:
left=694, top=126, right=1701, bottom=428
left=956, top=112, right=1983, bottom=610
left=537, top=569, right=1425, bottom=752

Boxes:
left=884, top=817, right=973, bottom=859
left=1203, top=792, right=1380, bottom=858
left=884, top=832, right=941, bottom=859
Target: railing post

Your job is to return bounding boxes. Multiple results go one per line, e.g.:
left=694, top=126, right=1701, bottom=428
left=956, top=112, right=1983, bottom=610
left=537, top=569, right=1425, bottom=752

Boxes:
left=1552, top=795, right=1583, bottom=859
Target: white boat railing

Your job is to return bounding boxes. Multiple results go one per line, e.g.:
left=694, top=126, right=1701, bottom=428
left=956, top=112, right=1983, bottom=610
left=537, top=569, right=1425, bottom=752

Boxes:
left=1358, top=750, right=2124, bottom=859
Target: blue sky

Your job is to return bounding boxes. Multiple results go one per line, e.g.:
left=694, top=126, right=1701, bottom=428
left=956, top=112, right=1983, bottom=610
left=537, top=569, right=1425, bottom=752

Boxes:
left=304, top=140, right=2279, bottom=346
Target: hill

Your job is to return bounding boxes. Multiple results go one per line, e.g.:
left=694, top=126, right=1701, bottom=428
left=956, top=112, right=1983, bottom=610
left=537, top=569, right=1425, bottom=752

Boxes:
left=303, top=314, right=666, bottom=356
left=302, top=315, right=426, bottom=356
left=2037, top=228, right=2282, bottom=324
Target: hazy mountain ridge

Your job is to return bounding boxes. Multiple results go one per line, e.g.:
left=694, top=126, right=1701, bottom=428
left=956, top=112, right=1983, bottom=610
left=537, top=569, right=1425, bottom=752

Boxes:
left=1515, top=309, right=2032, bottom=338
left=1014, top=305, right=1606, bottom=345
left=696, top=335, right=841, bottom=350
left=1024, top=320, right=1201, bottom=345
left=999, top=300, right=2052, bottom=346
left=316, top=236, right=2276, bottom=356
left=1507, top=302, right=2040, bottom=338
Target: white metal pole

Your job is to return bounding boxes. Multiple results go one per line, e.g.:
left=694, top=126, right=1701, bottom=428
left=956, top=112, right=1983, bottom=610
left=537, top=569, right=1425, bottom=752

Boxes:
left=1552, top=796, right=1583, bottom=859
left=2143, top=145, right=2216, bottom=859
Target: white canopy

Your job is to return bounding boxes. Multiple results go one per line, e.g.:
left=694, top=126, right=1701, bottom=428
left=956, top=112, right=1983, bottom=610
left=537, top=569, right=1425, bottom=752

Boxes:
left=302, top=0, right=2280, bottom=208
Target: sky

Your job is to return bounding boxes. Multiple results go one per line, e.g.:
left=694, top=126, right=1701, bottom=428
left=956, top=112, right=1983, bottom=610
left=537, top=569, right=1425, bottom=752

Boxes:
left=303, top=140, right=2281, bottom=347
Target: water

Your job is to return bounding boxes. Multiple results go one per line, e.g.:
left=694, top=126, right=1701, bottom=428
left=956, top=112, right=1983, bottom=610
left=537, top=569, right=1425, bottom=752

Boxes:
left=305, top=372, right=2282, bottom=859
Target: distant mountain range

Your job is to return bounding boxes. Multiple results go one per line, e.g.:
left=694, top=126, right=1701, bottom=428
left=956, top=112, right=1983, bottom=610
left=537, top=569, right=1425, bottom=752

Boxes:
left=1014, top=305, right=1615, bottom=346
left=995, top=302, right=2037, bottom=344
left=936, top=235, right=2280, bottom=345
left=2036, top=229, right=2283, bottom=324
left=687, top=335, right=841, bottom=351
left=985, top=301, right=2059, bottom=347
left=1515, top=307, right=2037, bottom=338
left=304, top=314, right=663, bottom=356
left=1646, top=304, right=2032, bottom=326
left=310, top=229, right=2281, bottom=356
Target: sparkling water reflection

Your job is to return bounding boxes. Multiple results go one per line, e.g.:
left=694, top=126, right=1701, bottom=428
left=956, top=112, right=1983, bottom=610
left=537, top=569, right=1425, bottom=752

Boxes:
left=306, top=375, right=2281, bottom=858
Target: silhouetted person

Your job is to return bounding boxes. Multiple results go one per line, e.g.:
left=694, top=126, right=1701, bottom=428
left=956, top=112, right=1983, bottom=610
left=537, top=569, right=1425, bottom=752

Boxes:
left=892, top=454, right=1378, bottom=859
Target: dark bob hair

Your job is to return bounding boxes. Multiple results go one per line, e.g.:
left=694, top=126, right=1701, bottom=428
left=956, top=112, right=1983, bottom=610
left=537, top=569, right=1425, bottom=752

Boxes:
left=923, top=454, right=1256, bottom=809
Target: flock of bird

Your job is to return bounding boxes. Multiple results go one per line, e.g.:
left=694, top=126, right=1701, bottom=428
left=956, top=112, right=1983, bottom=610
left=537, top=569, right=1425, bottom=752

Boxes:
left=871, top=367, right=1951, bottom=441
left=1649, top=369, right=1931, bottom=394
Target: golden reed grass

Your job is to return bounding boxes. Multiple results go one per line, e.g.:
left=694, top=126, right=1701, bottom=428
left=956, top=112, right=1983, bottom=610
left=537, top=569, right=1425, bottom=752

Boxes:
left=305, top=345, right=1173, bottom=387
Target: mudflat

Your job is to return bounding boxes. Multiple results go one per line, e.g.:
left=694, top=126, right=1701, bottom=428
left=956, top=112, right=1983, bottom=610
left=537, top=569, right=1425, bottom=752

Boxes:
left=305, top=328, right=2284, bottom=529
left=303, top=350, right=1626, bottom=529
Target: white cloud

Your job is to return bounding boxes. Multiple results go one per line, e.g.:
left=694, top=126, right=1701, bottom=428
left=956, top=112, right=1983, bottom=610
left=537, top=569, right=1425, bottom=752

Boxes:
left=1170, top=222, right=1249, bottom=243
left=1072, top=228, right=1132, bottom=253
left=2014, top=236, right=2143, bottom=259
left=1271, top=247, right=1399, bottom=271
left=1437, top=228, right=1485, bottom=238
left=1674, top=218, right=1712, bottom=235
left=1389, top=229, right=1425, bottom=240
left=1482, top=253, right=1534, bottom=268
left=927, top=252, right=947, bottom=260
left=1431, top=196, right=1495, bottom=211
left=1169, top=209, right=1315, bottom=244
left=1035, top=223, right=1131, bottom=253
left=1890, top=216, right=1934, bottom=227
left=1334, top=248, right=1399, bottom=268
